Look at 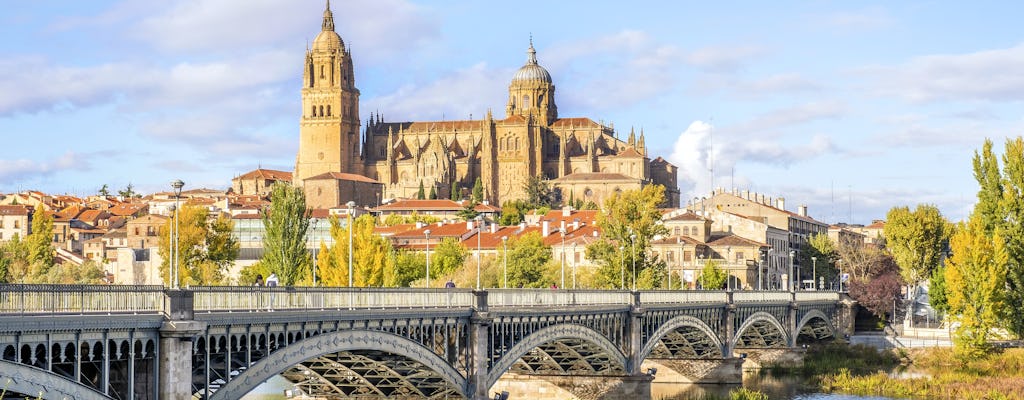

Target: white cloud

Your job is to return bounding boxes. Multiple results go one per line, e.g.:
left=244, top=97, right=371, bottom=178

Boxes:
left=684, top=45, right=767, bottom=73
left=862, top=43, right=1024, bottom=103
left=0, top=152, right=86, bottom=182
left=730, top=101, right=846, bottom=135
left=737, top=73, right=823, bottom=96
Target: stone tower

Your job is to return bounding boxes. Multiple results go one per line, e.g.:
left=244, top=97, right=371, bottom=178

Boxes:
left=505, top=39, right=557, bottom=125
left=294, top=0, right=361, bottom=186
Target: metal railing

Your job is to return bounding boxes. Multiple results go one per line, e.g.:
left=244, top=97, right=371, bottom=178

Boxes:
left=0, top=284, right=164, bottom=315
left=795, top=291, right=840, bottom=302
left=487, top=289, right=633, bottom=307
left=640, top=290, right=728, bottom=304
left=190, top=286, right=477, bottom=312
left=733, top=291, right=794, bottom=303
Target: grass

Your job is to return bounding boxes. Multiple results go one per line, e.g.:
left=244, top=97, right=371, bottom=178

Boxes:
left=819, top=347, right=1024, bottom=399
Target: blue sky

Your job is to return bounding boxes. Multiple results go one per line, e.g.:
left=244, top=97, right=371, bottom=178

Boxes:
left=1, top=0, right=1022, bottom=224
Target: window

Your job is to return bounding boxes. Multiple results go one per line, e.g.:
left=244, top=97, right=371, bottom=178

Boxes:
left=522, top=95, right=530, bottom=110
left=319, top=106, right=324, bottom=117
left=311, top=106, right=316, bottom=117
left=674, top=227, right=680, bottom=236
left=320, top=65, right=325, bottom=79
left=667, top=251, right=675, bottom=262
left=327, top=105, right=331, bottom=116
left=13, top=220, right=19, bottom=229
left=684, top=251, right=692, bottom=262
left=736, top=252, right=745, bottom=263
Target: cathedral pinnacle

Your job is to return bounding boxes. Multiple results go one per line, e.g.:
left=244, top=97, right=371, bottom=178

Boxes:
left=322, top=0, right=335, bottom=31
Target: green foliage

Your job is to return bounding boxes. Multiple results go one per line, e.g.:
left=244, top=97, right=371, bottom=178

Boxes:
left=499, top=200, right=528, bottom=226
left=118, top=183, right=137, bottom=199
left=450, top=181, right=460, bottom=201
left=456, top=203, right=480, bottom=221
left=698, top=259, right=728, bottom=289
left=49, top=260, right=106, bottom=284
left=587, top=185, right=670, bottom=289
left=432, top=237, right=468, bottom=277
left=800, top=233, right=838, bottom=284
left=26, top=204, right=54, bottom=278
left=504, top=232, right=552, bottom=288
left=472, top=177, right=484, bottom=204
left=417, top=180, right=426, bottom=200
left=946, top=215, right=1007, bottom=359
left=0, top=235, right=29, bottom=283
left=386, top=249, right=424, bottom=287
left=257, top=183, right=309, bottom=286
left=428, top=184, right=437, bottom=199
left=523, top=175, right=556, bottom=208
left=929, top=262, right=950, bottom=314
left=98, top=184, right=110, bottom=197
left=884, top=204, right=951, bottom=285
left=381, top=212, right=441, bottom=227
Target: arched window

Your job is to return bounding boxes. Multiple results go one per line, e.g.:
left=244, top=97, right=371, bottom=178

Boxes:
left=319, top=106, right=324, bottom=117
left=311, top=106, right=316, bottom=117
left=674, top=227, right=681, bottom=236
left=326, top=105, right=331, bottom=116
left=320, top=65, right=325, bottom=79
left=538, top=94, right=544, bottom=106
left=522, top=95, right=530, bottom=110
left=515, top=137, right=520, bottom=151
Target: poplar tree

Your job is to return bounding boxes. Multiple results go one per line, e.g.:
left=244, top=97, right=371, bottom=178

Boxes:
left=472, top=177, right=484, bottom=204
left=883, top=204, right=950, bottom=286
left=161, top=206, right=239, bottom=286
left=503, top=232, right=551, bottom=288
left=450, top=181, right=460, bottom=201
left=259, top=183, right=310, bottom=285
left=26, top=204, right=54, bottom=278
left=417, top=180, right=426, bottom=200
left=945, top=215, right=1007, bottom=358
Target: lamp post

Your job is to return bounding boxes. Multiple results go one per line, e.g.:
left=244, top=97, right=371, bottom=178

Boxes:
left=502, top=236, right=508, bottom=289
left=347, top=200, right=355, bottom=287
left=424, top=229, right=431, bottom=287
left=811, top=256, right=817, bottom=291
left=312, top=219, right=319, bottom=286
left=788, top=250, right=795, bottom=292
left=475, top=215, right=482, bottom=289
left=837, top=258, right=843, bottom=292
left=560, top=231, right=566, bottom=289
left=619, top=245, right=625, bottom=290
left=572, top=243, right=577, bottom=289
left=170, top=179, right=184, bottom=289
left=630, top=233, right=637, bottom=291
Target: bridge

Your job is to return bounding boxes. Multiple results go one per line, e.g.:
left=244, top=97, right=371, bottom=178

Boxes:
left=0, top=285, right=853, bottom=400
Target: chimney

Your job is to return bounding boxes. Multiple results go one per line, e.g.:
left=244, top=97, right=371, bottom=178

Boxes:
left=542, top=220, right=551, bottom=237
left=437, top=221, right=443, bottom=227
left=741, top=190, right=749, bottom=200
left=491, top=223, right=497, bottom=234
left=467, top=221, right=474, bottom=231
left=482, top=199, right=489, bottom=206
left=416, top=221, right=424, bottom=229
left=560, top=220, right=566, bottom=233
left=573, top=218, right=580, bottom=231
left=562, top=206, right=572, bottom=217
left=798, top=205, right=808, bottom=217
left=776, top=197, right=786, bottom=210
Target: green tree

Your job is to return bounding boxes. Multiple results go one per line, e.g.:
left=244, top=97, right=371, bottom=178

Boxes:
left=945, top=215, right=1007, bottom=359
left=929, top=262, right=949, bottom=314
left=118, top=183, right=137, bottom=199
left=450, top=181, right=460, bottom=201
left=799, top=233, right=838, bottom=285
left=433, top=237, right=468, bottom=277
left=884, top=204, right=951, bottom=286
left=49, top=260, right=106, bottom=284
left=499, top=200, right=527, bottom=226
left=98, top=184, right=110, bottom=197
left=992, top=137, right=1024, bottom=338
left=0, top=235, right=29, bottom=283
left=586, top=185, right=669, bottom=289
left=417, top=180, right=426, bottom=200
left=472, top=177, right=484, bottom=204
left=523, top=175, right=555, bottom=208
left=386, top=249, right=424, bottom=287
left=26, top=204, right=54, bottom=279
left=697, top=260, right=728, bottom=290
left=429, top=185, right=437, bottom=200
left=456, top=203, right=480, bottom=221
left=160, top=206, right=238, bottom=286
left=504, top=232, right=551, bottom=288
left=257, top=183, right=309, bottom=285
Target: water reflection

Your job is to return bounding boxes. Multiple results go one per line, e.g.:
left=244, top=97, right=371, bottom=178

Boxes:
left=652, top=372, right=900, bottom=400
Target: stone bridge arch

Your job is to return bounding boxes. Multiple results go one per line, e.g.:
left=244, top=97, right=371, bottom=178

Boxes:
left=730, top=311, right=791, bottom=352
left=207, top=330, right=468, bottom=400
left=639, top=315, right=724, bottom=362
left=795, top=309, right=836, bottom=345
left=484, top=323, right=628, bottom=391
left=0, top=360, right=109, bottom=400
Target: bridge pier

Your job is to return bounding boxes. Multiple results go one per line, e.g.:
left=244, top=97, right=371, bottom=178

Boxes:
left=642, top=357, right=744, bottom=384
left=737, top=348, right=806, bottom=369
left=470, top=290, right=492, bottom=400
left=159, top=290, right=206, bottom=400
left=491, top=372, right=652, bottom=400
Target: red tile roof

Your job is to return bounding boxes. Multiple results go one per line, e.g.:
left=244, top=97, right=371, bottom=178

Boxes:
left=550, top=117, right=602, bottom=128
left=305, top=172, right=382, bottom=184
left=237, top=168, right=293, bottom=181
left=550, top=172, right=636, bottom=182
left=0, top=205, right=31, bottom=216
left=375, top=199, right=465, bottom=211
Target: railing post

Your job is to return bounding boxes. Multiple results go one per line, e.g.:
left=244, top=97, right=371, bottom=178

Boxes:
left=724, top=289, right=736, bottom=358
left=788, top=291, right=799, bottom=347
left=159, top=289, right=205, bottom=400
left=628, top=291, right=642, bottom=374
left=468, top=290, right=491, bottom=399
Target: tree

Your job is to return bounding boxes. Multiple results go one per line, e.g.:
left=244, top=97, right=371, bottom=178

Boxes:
left=929, top=262, right=949, bottom=314
left=499, top=200, right=528, bottom=226
left=523, top=175, right=555, bottom=208
left=319, top=214, right=395, bottom=287
left=118, top=183, right=137, bottom=199
left=503, top=232, right=551, bottom=288
left=432, top=237, right=468, bottom=277
left=848, top=271, right=904, bottom=324
left=697, top=260, right=728, bottom=290
left=472, top=177, right=484, bottom=204
left=586, top=185, right=669, bottom=289
left=98, top=184, right=110, bottom=197
left=450, top=181, right=460, bottom=201
left=160, top=205, right=238, bottom=286
left=257, top=183, right=309, bottom=285
left=417, top=180, right=426, bottom=200
left=836, top=240, right=891, bottom=281
left=429, top=185, right=437, bottom=200
left=456, top=203, right=480, bottom=221
left=945, top=215, right=1008, bottom=358
left=49, top=260, right=106, bottom=284
left=386, top=249, right=424, bottom=287
left=26, top=204, right=54, bottom=279
left=799, top=233, right=838, bottom=284
left=0, top=235, right=29, bottom=283
left=884, top=204, right=951, bottom=286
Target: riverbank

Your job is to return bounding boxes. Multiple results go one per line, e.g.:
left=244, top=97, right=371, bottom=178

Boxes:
left=816, top=346, right=1024, bottom=399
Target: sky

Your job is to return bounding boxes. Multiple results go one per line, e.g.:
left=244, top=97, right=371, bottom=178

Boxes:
left=1, top=0, right=1023, bottom=225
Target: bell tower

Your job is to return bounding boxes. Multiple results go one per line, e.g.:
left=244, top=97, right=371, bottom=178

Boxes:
left=505, top=39, right=557, bottom=125
left=295, top=0, right=361, bottom=186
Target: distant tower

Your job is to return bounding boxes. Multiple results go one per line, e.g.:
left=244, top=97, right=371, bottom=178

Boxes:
left=295, top=0, right=361, bottom=185
left=505, top=39, right=557, bottom=125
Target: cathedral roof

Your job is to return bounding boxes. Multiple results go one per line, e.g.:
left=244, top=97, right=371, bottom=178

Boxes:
left=305, top=172, right=381, bottom=184
left=550, top=117, right=602, bottom=128
left=549, top=172, right=638, bottom=182
left=236, top=168, right=292, bottom=182
left=311, top=1, right=343, bottom=52
left=616, top=148, right=644, bottom=157
left=511, top=40, right=552, bottom=84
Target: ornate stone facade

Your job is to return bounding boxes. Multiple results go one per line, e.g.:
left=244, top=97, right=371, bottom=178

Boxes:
left=295, top=2, right=679, bottom=208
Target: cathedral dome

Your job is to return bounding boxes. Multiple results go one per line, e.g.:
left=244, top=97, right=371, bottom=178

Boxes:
left=511, top=42, right=552, bottom=84
left=312, top=30, right=344, bottom=52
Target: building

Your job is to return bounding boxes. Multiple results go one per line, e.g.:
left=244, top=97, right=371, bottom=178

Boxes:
left=372, top=199, right=501, bottom=221
left=231, top=168, right=293, bottom=197
left=293, top=2, right=679, bottom=209
left=0, top=205, right=31, bottom=241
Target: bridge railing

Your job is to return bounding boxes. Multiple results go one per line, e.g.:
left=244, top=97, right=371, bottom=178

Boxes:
left=190, top=286, right=477, bottom=312
left=640, top=290, right=728, bottom=304
left=0, top=284, right=165, bottom=315
left=732, top=291, right=794, bottom=303
left=795, top=291, right=840, bottom=302
left=487, top=289, right=633, bottom=307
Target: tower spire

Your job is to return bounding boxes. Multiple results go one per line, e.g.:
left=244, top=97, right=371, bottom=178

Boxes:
left=527, top=35, right=538, bottom=65
left=322, top=0, right=335, bottom=32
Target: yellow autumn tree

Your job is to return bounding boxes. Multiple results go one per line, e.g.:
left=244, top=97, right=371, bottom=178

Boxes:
left=945, top=214, right=1008, bottom=359
left=319, top=214, right=393, bottom=287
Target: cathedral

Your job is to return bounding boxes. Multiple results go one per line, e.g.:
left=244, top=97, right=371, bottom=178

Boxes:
left=294, top=2, right=679, bottom=209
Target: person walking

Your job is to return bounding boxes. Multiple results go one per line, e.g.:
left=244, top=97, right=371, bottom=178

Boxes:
left=265, top=273, right=279, bottom=311
left=445, top=279, right=455, bottom=288
left=253, top=274, right=264, bottom=286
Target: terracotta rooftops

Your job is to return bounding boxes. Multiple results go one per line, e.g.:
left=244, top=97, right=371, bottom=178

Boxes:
left=305, top=172, right=382, bottom=184
left=550, top=172, right=636, bottom=182
left=0, top=205, right=31, bottom=216
left=375, top=199, right=466, bottom=211
left=237, top=168, right=293, bottom=181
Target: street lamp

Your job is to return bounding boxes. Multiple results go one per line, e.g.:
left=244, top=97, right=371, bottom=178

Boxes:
left=424, top=229, right=432, bottom=287
left=788, top=250, right=795, bottom=292
left=837, top=258, right=844, bottom=292
left=630, top=233, right=637, bottom=291
left=347, top=200, right=355, bottom=287
left=811, top=256, right=817, bottom=291
left=502, top=236, right=508, bottom=289
left=170, top=179, right=184, bottom=289
left=619, top=245, right=625, bottom=290
left=312, top=218, right=319, bottom=286
left=475, top=215, right=482, bottom=289
left=572, top=242, right=577, bottom=289
left=560, top=231, right=566, bottom=289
